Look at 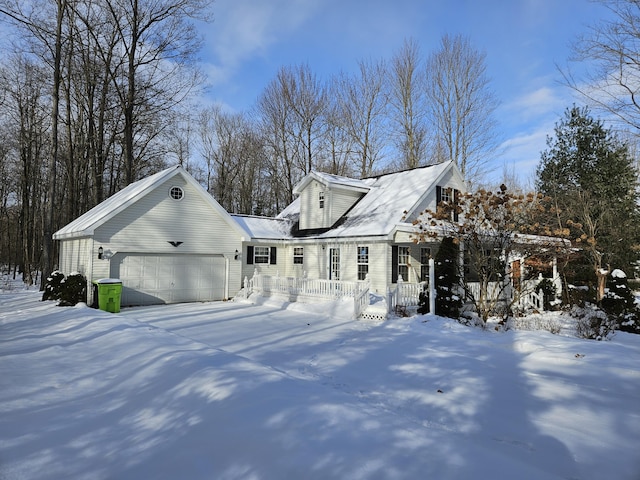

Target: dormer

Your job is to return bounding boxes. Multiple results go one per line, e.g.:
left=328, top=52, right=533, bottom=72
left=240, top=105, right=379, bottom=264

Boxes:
left=293, top=172, right=371, bottom=231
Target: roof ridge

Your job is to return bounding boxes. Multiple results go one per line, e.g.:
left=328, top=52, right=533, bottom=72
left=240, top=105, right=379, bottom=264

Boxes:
left=364, top=160, right=451, bottom=180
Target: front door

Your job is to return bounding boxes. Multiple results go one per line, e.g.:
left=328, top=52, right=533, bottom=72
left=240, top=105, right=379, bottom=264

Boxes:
left=329, top=248, right=340, bottom=280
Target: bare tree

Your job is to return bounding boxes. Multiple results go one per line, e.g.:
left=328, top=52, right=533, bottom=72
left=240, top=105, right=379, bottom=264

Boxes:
left=103, top=0, right=211, bottom=185
left=320, top=83, right=355, bottom=176
left=0, top=54, right=50, bottom=285
left=388, top=37, right=429, bottom=169
left=425, top=34, right=500, bottom=181
left=564, top=0, right=640, bottom=131
left=336, top=59, right=388, bottom=177
left=285, top=63, right=327, bottom=175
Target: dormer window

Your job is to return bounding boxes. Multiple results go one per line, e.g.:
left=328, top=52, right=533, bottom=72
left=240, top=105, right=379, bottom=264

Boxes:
left=436, top=185, right=459, bottom=222
left=319, top=191, right=325, bottom=209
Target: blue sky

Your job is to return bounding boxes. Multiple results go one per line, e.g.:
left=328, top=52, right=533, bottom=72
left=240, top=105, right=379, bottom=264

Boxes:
left=198, top=0, right=612, bottom=183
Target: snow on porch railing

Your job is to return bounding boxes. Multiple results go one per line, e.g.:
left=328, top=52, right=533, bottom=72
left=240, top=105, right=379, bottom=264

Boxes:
left=241, top=271, right=371, bottom=318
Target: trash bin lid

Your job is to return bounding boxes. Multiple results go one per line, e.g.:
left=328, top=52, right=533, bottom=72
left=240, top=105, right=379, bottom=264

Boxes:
left=94, top=278, right=122, bottom=284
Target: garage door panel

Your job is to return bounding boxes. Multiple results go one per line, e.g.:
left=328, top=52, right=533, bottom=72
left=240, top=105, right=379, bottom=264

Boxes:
left=111, top=254, right=226, bottom=306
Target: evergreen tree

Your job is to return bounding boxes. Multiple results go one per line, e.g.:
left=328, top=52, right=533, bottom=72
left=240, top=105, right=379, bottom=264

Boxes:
left=433, top=237, right=462, bottom=318
left=536, top=106, right=640, bottom=285
left=601, top=269, right=640, bottom=333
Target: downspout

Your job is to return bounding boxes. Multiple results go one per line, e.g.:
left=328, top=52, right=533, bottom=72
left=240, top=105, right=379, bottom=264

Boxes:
left=225, top=256, right=230, bottom=300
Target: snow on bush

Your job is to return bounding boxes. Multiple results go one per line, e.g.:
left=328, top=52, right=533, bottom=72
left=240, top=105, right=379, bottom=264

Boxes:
left=571, top=305, right=617, bottom=340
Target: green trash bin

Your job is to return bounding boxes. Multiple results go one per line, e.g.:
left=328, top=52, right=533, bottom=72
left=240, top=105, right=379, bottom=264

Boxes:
left=93, top=278, right=123, bottom=313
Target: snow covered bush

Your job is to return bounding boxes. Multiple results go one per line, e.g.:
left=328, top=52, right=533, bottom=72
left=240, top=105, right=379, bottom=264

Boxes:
left=511, top=315, right=562, bottom=334
left=42, top=271, right=65, bottom=301
left=58, top=272, right=87, bottom=306
left=601, top=269, right=640, bottom=334
left=42, top=271, right=87, bottom=306
left=571, top=305, right=617, bottom=340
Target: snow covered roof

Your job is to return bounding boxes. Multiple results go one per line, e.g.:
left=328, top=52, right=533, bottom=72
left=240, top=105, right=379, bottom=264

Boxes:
left=231, top=215, right=293, bottom=240
left=54, top=165, right=249, bottom=240
left=281, top=161, right=455, bottom=239
left=293, top=171, right=372, bottom=194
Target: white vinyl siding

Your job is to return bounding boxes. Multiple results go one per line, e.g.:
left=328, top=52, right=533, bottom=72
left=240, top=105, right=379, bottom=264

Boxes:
left=405, top=167, right=466, bottom=223
left=328, top=189, right=363, bottom=225
left=299, top=180, right=326, bottom=230
left=298, top=180, right=363, bottom=230
left=57, top=237, right=93, bottom=277
left=92, top=174, right=242, bottom=297
left=98, top=176, right=239, bottom=254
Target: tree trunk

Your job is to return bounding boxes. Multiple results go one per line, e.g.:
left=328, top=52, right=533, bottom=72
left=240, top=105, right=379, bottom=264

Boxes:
left=41, top=0, right=65, bottom=291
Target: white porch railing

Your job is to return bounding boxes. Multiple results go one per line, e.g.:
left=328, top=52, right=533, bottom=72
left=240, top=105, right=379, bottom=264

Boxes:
left=239, top=269, right=551, bottom=319
left=387, top=276, right=428, bottom=314
left=465, top=279, right=545, bottom=312
left=240, top=271, right=371, bottom=319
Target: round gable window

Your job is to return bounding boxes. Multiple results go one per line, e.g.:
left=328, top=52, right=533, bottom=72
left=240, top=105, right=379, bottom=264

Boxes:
left=169, top=186, right=184, bottom=201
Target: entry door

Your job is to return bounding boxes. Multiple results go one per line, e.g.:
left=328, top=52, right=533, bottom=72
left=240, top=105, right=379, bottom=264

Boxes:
left=329, top=248, right=340, bottom=280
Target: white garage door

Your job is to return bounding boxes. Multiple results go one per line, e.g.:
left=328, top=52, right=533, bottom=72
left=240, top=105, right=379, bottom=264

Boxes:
left=111, top=254, right=227, bottom=306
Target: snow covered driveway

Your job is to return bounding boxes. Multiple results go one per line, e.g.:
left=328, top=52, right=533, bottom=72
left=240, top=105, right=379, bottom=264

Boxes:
left=1, top=291, right=640, bottom=479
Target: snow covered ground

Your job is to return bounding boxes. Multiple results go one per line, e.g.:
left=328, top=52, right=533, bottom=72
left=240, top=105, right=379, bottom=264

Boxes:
left=1, top=288, right=639, bottom=480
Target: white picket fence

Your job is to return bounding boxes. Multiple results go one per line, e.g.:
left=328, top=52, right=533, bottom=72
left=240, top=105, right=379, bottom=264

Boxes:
left=241, top=271, right=371, bottom=319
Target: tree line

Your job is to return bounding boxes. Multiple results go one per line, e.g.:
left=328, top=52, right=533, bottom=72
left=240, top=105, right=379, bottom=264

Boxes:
left=0, top=0, right=501, bottom=287
left=0, top=0, right=639, bottom=293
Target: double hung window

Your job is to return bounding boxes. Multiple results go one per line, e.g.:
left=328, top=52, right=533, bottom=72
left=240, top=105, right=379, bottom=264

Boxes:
left=357, top=246, right=369, bottom=280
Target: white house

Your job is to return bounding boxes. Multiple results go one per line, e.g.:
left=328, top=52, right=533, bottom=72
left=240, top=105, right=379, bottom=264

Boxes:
left=232, top=161, right=465, bottom=295
left=54, top=160, right=558, bottom=312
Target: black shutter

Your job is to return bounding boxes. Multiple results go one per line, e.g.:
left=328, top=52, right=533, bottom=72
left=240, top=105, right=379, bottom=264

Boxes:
left=270, top=247, right=277, bottom=265
left=392, top=245, right=398, bottom=283
left=247, top=246, right=254, bottom=265
left=436, top=185, right=442, bottom=205
left=453, top=188, right=460, bottom=222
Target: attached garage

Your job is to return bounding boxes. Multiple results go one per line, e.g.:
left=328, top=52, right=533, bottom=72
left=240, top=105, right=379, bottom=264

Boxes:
left=112, top=253, right=228, bottom=306
left=53, top=165, right=248, bottom=307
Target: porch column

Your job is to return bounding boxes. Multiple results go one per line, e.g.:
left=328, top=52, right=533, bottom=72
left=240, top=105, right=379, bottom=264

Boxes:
left=429, top=258, right=436, bottom=314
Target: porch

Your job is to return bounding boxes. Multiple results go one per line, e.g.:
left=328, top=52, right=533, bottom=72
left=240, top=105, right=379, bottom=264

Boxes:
left=237, top=270, right=551, bottom=321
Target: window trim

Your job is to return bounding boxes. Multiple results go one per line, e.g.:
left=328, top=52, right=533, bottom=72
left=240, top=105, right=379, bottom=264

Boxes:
left=169, top=185, right=184, bottom=201
left=293, top=247, right=304, bottom=265
left=254, top=246, right=270, bottom=264
left=329, top=247, right=340, bottom=280
left=319, top=191, right=325, bottom=209
left=420, top=247, right=431, bottom=282
left=357, top=246, right=369, bottom=280
left=397, top=246, right=410, bottom=282
left=247, top=245, right=277, bottom=265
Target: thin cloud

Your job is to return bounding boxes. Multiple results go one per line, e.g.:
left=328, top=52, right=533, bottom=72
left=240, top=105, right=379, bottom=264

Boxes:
left=202, top=0, right=319, bottom=86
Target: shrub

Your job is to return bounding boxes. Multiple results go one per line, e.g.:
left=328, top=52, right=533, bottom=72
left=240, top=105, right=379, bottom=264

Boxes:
left=422, top=237, right=462, bottom=319
left=58, top=272, right=87, bottom=306
left=42, top=271, right=87, bottom=306
left=571, top=305, right=617, bottom=340
left=600, top=269, right=639, bottom=334
left=42, top=271, right=65, bottom=301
